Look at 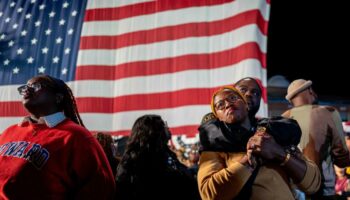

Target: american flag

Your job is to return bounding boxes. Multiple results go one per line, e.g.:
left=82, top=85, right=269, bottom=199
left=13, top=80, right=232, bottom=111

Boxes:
left=0, top=0, right=270, bottom=136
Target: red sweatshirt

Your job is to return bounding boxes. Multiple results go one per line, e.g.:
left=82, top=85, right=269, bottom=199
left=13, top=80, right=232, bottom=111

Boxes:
left=0, top=119, right=115, bottom=199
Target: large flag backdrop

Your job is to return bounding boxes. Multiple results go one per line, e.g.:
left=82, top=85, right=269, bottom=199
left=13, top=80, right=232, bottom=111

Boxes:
left=0, top=0, right=270, bottom=136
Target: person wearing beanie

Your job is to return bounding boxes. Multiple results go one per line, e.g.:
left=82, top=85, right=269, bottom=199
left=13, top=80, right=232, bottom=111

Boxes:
left=282, top=79, right=350, bottom=200
left=197, top=86, right=320, bottom=200
left=200, top=77, right=263, bottom=128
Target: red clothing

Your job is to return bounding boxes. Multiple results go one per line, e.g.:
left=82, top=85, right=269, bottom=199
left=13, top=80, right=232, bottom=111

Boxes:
left=335, top=177, right=349, bottom=195
left=0, top=119, right=115, bottom=199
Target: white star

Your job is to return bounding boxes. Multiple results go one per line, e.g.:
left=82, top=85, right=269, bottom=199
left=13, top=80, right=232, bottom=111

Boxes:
left=31, top=38, right=37, bottom=45
left=31, top=0, right=36, bottom=3
left=0, top=34, right=5, bottom=40
left=12, top=23, right=18, bottom=29
left=17, top=7, right=23, bottom=13
left=41, top=47, right=49, bottom=54
left=8, top=40, right=14, bottom=47
left=61, top=68, right=68, bottom=75
left=53, top=56, right=60, bottom=63
left=35, top=21, right=41, bottom=27
left=59, top=19, right=65, bottom=26
left=17, top=48, right=24, bottom=55
left=71, top=10, right=77, bottom=16
left=63, top=2, right=69, bottom=8
left=13, top=67, right=20, bottom=74
left=0, top=12, right=3, bottom=17
left=10, top=2, right=15, bottom=7
left=5, top=18, right=10, bottom=23
left=27, top=57, right=34, bottom=64
left=38, top=66, right=46, bottom=73
left=64, top=48, right=70, bottom=54
left=39, top=4, right=45, bottom=10
left=49, top=11, right=55, bottom=18
left=25, top=14, right=31, bottom=19
left=4, top=59, right=10, bottom=65
left=68, top=28, right=74, bottom=35
left=21, top=30, right=27, bottom=36
left=56, top=37, right=63, bottom=44
left=45, top=29, right=52, bottom=35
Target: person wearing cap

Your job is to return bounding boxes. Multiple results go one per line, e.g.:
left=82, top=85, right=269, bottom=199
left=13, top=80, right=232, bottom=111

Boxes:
left=197, top=86, right=320, bottom=200
left=282, top=79, right=350, bottom=200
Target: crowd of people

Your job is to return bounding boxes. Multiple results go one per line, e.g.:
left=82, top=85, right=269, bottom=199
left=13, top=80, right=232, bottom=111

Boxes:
left=1, top=74, right=350, bottom=200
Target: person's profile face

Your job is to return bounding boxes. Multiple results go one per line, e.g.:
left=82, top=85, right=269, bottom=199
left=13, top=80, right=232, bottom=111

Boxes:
left=21, top=77, right=57, bottom=111
left=345, top=136, right=350, bottom=150
left=308, top=87, right=318, bottom=105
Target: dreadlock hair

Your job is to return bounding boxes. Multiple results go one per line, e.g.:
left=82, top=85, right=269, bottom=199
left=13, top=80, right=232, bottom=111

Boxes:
left=33, top=75, right=85, bottom=127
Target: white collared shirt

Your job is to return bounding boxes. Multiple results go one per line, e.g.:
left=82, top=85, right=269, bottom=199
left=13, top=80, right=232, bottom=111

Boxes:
left=20, top=112, right=66, bottom=128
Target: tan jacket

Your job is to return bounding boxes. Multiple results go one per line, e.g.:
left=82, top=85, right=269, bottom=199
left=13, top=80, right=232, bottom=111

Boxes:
left=283, top=105, right=350, bottom=196
left=198, top=151, right=320, bottom=200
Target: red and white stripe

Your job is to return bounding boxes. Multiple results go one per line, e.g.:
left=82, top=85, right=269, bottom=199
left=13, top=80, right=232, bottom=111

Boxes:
left=0, top=0, right=270, bottom=136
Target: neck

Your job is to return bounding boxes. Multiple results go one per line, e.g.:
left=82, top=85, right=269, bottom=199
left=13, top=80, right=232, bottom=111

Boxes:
left=291, top=97, right=311, bottom=107
left=26, top=107, right=60, bottom=119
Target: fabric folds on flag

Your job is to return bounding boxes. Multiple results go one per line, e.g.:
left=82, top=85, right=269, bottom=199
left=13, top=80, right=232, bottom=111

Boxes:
left=0, top=0, right=270, bottom=136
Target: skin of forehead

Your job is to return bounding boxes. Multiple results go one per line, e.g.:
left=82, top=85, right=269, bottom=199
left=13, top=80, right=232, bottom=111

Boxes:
left=236, top=79, right=260, bottom=91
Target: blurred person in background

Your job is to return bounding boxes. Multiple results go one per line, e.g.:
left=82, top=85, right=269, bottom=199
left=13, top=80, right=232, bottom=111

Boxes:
left=115, top=114, right=200, bottom=200
left=283, top=79, right=350, bottom=200
left=94, top=132, right=120, bottom=177
left=334, top=165, right=350, bottom=200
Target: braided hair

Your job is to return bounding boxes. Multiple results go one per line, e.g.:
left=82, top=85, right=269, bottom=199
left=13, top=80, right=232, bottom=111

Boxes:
left=33, top=75, right=85, bottom=127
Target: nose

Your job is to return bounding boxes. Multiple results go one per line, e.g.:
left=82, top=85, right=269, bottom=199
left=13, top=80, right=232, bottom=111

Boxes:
left=224, top=99, right=234, bottom=109
left=244, top=90, right=253, bottom=97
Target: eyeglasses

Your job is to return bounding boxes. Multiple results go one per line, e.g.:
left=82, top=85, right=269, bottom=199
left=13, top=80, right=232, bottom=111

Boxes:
left=214, top=94, right=242, bottom=110
left=17, top=82, right=42, bottom=95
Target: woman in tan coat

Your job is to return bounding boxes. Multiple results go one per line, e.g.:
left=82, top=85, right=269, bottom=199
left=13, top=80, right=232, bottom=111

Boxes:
left=197, top=86, right=321, bottom=200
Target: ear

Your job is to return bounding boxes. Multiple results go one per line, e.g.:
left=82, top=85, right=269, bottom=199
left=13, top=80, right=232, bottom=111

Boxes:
left=56, top=93, right=64, bottom=104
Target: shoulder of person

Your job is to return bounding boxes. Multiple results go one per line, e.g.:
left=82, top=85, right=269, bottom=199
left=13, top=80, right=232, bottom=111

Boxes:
left=201, top=112, right=217, bottom=125
left=57, top=119, right=93, bottom=139
left=313, top=105, right=337, bottom=113
left=0, top=123, right=23, bottom=138
left=281, top=109, right=291, bottom=117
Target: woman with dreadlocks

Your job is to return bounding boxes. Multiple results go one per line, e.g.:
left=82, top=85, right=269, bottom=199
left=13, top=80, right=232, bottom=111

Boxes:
left=0, top=75, right=115, bottom=199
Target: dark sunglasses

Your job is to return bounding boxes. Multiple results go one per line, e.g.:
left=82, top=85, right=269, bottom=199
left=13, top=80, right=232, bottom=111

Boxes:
left=17, top=82, right=42, bottom=95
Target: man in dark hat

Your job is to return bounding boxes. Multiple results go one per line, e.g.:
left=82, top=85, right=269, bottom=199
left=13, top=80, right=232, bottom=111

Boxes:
left=283, top=79, right=350, bottom=200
